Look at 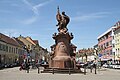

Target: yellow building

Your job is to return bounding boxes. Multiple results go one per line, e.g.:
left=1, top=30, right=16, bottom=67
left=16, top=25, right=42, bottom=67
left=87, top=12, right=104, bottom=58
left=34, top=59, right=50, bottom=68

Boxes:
left=25, top=36, right=48, bottom=62
left=17, top=35, right=48, bottom=63
left=114, top=24, right=120, bottom=61
left=17, top=35, right=36, bottom=61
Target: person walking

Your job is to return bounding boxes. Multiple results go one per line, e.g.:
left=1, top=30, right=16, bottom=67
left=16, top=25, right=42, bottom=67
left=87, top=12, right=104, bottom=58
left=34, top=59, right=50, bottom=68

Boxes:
left=93, top=58, right=97, bottom=74
left=25, top=62, right=30, bottom=73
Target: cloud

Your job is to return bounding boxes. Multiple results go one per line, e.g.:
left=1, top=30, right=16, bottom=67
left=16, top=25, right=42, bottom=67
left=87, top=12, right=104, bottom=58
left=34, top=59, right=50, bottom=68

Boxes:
left=0, top=29, right=42, bottom=39
left=0, top=29, right=21, bottom=37
left=33, top=0, right=53, bottom=15
left=22, top=0, right=53, bottom=24
left=71, top=12, right=110, bottom=22
left=23, top=0, right=52, bottom=15
left=22, top=16, right=37, bottom=25
left=23, top=0, right=37, bottom=15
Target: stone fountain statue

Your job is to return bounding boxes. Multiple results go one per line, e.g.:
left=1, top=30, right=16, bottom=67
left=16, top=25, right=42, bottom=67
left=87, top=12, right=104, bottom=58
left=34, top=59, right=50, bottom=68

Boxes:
left=49, top=7, right=76, bottom=69
left=56, top=6, right=70, bottom=33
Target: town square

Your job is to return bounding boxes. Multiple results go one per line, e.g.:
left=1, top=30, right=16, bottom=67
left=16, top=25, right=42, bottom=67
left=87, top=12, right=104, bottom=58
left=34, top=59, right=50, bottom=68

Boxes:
left=0, top=0, right=120, bottom=80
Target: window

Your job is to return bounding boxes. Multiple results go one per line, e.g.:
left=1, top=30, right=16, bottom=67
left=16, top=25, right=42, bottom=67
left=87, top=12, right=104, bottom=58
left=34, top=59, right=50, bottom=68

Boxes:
left=110, top=41, right=112, bottom=46
left=0, top=43, right=2, bottom=50
left=6, top=46, right=8, bottom=52
left=104, top=36, right=107, bottom=39
left=12, top=47, right=13, bottom=53
left=110, top=50, right=112, bottom=55
left=14, top=48, right=15, bottom=53
left=28, top=45, right=30, bottom=49
left=113, top=36, right=114, bottom=39
left=112, top=44, right=115, bottom=48
left=104, top=43, right=105, bottom=48
left=16, top=48, right=18, bottom=54
left=9, top=47, right=11, bottom=53
left=3, top=45, right=6, bottom=51
left=106, top=35, right=108, bottom=39
left=106, top=42, right=109, bottom=47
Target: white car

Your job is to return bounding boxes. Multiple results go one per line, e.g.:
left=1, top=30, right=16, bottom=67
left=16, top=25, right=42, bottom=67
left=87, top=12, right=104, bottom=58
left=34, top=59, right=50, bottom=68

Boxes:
left=114, top=64, right=120, bottom=69
left=102, top=63, right=109, bottom=68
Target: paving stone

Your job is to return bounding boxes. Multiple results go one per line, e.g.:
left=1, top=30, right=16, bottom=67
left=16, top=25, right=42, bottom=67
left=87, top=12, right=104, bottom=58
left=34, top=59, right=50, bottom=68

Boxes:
left=0, top=67, right=120, bottom=80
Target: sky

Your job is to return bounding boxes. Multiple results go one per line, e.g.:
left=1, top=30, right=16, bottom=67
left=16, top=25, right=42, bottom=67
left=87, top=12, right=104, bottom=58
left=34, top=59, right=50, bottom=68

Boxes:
left=0, top=0, right=120, bottom=51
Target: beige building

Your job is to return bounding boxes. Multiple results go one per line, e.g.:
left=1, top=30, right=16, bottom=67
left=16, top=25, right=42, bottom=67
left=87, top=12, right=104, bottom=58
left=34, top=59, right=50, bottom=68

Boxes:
left=17, top=35, right=36, bottom=62
left=114, top=22, right=120, bottom=61
left=13, top=38, right=26, bottom=64
left=0, top=33, right=24, bottom=64
left=0, top=33, right=49, bottom=65
left=17, top=35, right=48, bottom=63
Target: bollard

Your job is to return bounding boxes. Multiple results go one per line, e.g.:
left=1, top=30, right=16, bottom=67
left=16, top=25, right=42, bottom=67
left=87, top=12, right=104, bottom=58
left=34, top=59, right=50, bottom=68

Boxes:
left=27, top=68, right=29, bottom=73
left=90, top=67, right=92, bottom=73
left=95, top=64, right=97, bottom=74
left=52, top=68, right=54, bottom=74
left=69, top=68, right=71, bottom=75
left=38, top=67, right=40, bottom=74
left=84, top=66, right=86, bottom=75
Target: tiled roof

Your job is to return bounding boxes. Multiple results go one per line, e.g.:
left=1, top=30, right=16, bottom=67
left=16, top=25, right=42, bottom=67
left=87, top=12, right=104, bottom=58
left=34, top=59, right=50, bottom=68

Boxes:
left=33, top=40, right=39, bottom=45
left=25, top=36, right=36, bottom=45
left=115, top=25, right=120, bottom=31
left=0, top=33, right=20, bottom=46
left=97, top=21, right=120, bottom=39
left=13, top=38, right=25, bottom=46
left=97, top=27, right=115, bottom=39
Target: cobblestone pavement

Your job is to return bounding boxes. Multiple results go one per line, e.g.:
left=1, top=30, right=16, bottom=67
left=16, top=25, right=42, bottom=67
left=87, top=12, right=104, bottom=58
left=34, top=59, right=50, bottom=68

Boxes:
left=0, top=67, right=120, bottom=80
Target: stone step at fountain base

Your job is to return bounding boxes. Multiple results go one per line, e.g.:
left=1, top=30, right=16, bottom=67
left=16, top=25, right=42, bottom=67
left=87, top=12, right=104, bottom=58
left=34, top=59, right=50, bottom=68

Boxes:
left=41, top=68, right=84, bottom=74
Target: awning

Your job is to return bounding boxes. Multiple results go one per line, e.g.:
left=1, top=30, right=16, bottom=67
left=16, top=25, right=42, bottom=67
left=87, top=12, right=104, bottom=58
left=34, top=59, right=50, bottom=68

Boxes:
left=115, top=57, right=120, bottom=60
left=100, top=55, right=113, bottom=61
left=101, top=58, right=112, bottom=61
left=87, top=56, right=95, bottom=61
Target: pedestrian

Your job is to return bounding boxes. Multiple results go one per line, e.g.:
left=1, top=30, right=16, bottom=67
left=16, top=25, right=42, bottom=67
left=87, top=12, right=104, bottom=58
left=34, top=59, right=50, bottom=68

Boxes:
left=19, top=63, right=25, bottom=71
left=25, top=62, right=30, bottom=73
left=19, top=64, right=22, bottom=71
left=93, top=58, right=97, bottom=74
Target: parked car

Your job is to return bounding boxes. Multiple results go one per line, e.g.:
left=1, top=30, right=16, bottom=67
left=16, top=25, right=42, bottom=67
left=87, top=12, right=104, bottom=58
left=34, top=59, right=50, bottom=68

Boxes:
left=4, top=63, right=9, bottom=68
left=113, top=64, right=120, bottom=69
left=76, top=62, right=85, bottom=68
left=0, top=63, right=4, bottom=69
left=86, top=62, right=94, bottom=69
left=5, top=63, right=14, bottom=68
left=80, top=62, right=85, bottom=68
left=102, top=63, right=109, bottom=68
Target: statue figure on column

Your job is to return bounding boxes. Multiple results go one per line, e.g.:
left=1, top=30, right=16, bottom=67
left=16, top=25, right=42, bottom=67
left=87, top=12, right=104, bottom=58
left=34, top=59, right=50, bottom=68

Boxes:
left=56, top=6, right=70, bottom=33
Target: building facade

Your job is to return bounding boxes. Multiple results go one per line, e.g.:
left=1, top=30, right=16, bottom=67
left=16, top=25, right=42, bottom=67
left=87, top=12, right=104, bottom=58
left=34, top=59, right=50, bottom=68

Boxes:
left=114, top=21, right=120, bottom=62
left=0, top=33, right=49, bottom=65
left=0, top=33, right=25, bottom=64
left=97, top=27, right=116, bottom=61
left=17, top=35, right=49, bottom=63
left=17, top=35, right=36, bottom=62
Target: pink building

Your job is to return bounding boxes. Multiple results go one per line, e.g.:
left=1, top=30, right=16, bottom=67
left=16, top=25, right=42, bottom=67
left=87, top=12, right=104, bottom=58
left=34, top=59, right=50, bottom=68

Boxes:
left=97, top=27, right=115, bottom=61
